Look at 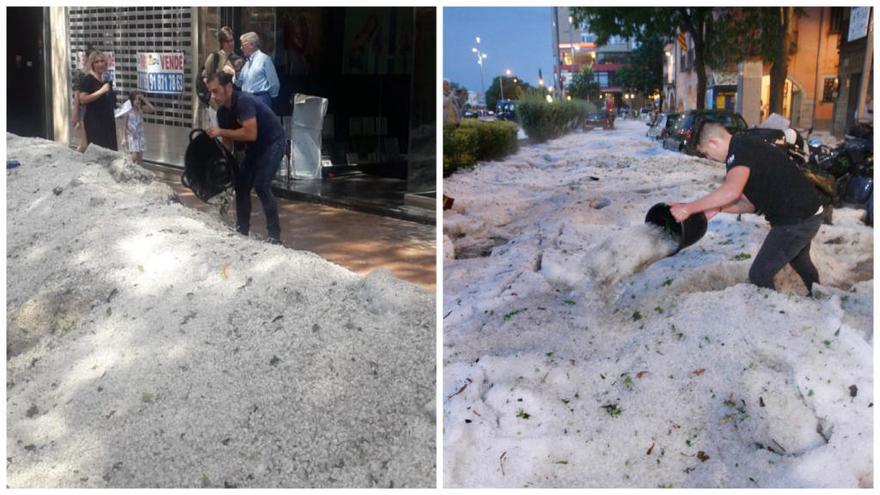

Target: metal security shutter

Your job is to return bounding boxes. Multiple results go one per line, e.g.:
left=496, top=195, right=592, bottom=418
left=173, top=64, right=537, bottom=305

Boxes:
left=68, top=7, right=195, bottom=165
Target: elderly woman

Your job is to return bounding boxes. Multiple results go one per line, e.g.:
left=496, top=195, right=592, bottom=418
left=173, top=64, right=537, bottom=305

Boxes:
left=77, top=50, right=118, bottom=151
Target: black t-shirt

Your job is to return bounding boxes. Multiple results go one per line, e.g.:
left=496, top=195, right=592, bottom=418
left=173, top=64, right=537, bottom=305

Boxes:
left=726, top=135, right=821, bottom=226
left=217, top=90, right=284, bottom=154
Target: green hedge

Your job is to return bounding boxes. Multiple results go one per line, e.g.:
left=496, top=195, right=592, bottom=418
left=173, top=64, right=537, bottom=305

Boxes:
left=517, top=97, right=595, bottom=143
left=443, top=119, right=519, bottom=176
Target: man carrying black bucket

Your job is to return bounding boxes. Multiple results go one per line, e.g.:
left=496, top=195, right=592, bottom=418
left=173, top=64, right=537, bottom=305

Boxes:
left=205, top=71, right=285, bottom=244
left=668, top=122, right=824, bottom=295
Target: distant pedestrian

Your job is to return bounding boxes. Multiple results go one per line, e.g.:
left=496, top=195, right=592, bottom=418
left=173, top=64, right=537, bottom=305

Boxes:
left=443, top=80, right=461, bottom=125
left=77, top=50, right=117, bottom=151
left=123, top=91, right=155, bottom=164
left=71, top=45, right=96, bottom=152
left=238, top=32, right=280, bottom=110
left=604, top=95, right=615, bottom=129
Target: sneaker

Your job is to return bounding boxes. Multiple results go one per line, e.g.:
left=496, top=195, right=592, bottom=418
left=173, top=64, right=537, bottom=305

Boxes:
left=267, top=237, right=282, bottom=245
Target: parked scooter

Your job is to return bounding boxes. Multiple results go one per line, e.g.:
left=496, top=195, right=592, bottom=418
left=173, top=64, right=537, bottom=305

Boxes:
left=805, top=123, right=873, bottom=208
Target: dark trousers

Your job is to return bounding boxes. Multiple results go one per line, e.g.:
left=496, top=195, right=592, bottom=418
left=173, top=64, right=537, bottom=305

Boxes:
left=235, top=139, right=283, bottom=240
left=749, top=213, right=822, bottom=294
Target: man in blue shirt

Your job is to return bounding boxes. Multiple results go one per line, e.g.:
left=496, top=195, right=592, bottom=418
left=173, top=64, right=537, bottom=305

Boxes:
left=206, top=71, right=285, bottom=244
left=238, top=32, right=280, bottom=110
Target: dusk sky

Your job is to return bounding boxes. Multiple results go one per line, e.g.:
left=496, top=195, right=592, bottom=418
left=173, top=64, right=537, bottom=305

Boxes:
left=443, top=7, right=554, bottom=92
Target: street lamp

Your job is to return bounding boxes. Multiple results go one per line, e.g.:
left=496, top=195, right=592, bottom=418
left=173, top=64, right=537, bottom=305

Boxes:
left=472, top=36, right=488, bottom=108
left=500, top=68, right=512, bottom=103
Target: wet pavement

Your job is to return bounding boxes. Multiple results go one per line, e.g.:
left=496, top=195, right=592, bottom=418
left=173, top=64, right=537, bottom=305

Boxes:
left=147, top=165, right=436, bottom=290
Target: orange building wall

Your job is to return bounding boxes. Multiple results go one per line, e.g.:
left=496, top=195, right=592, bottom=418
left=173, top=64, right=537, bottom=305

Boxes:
left=789, top=7, right=841, bottom=128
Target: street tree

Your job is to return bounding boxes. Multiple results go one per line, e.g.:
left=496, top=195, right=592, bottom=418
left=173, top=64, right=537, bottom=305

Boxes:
left=570, top=7, right=713, bottom=110
left=568, top=66, right=601, bottom=102
left=485, top=76, right=529, bottom=110
left=571, top=7, right=803, bottom=115
left=709, top=7, right=803, bottom=115
left=613, top=32, right=664, bottom=103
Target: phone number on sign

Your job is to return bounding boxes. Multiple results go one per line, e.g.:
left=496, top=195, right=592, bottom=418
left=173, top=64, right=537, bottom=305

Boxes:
left=138, top=72, right=184, bottom=94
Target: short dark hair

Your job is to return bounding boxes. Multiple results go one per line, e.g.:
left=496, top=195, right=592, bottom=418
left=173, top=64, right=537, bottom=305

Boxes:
left=697, top=122, right=731, bottom=147
left=206, top=71, right=234, bottom=87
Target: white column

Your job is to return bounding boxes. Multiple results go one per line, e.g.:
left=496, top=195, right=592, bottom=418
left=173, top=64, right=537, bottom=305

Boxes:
left=49, top=7, right=70, bottom=145
left=737, top=60, right=763, bottom=127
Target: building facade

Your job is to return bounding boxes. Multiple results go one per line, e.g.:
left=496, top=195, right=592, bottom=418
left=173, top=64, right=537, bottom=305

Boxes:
left=551, top=7, right=637, bottom=105
left=663, top=7, right=868, bottom=134
left=832, top=6, right=873, bottom=135
left=34, top=6, right=435, bottom=207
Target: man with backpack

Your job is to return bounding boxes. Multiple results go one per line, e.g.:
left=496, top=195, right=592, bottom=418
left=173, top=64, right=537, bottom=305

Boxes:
left=198, top=26, right=237, bottom=128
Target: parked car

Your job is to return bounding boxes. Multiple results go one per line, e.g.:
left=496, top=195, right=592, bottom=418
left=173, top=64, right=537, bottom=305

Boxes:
left=656, top=112, right=682, bottom=142
left=662, top=110, right=748, bottom=155
left=584, top=109, right=613, bottom=128
left=495, top=99, right=517, bottom=121
left=646, top=112, right=669, bottom=139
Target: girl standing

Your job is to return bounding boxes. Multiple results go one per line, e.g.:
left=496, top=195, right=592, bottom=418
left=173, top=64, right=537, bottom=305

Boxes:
left=124, top=91, right=155, bottom=164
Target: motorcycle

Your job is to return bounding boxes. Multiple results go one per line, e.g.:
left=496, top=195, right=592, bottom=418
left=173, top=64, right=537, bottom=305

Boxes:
left=805, top=123, right=873, bottom=207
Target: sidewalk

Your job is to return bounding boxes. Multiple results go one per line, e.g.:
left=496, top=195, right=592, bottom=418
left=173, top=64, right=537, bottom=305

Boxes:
left=148, top=165, right=436, bottom=290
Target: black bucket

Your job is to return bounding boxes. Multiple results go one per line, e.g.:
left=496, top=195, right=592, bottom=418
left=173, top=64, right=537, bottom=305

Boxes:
left=182, top=129, right=238, bottom=202
left=645, top=202, right=708, bottom=254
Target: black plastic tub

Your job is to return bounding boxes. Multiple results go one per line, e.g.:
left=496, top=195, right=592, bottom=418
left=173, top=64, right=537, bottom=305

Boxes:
left=645, top=202, right=708, bottom=254
left=182, top=129, right=238, bottom=202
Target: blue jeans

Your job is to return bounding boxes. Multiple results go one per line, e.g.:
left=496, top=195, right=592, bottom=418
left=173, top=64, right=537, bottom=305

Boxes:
left=235, top=139, right=283, bottom=240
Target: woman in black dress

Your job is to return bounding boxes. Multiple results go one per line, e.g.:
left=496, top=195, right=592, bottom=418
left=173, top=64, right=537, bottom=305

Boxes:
left=77, top=50, right=118, bottom=151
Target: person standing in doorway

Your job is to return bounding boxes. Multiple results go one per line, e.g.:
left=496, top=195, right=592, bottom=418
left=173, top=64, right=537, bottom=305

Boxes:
left=77, top=50, right=118, bottom=151
left=238, top=32, right=280, bottom=110
left=199, top=26, right=238, bottom=129
left=71, top=45, right=96, bottom=153
left=205, top=71, right=285, bottom=244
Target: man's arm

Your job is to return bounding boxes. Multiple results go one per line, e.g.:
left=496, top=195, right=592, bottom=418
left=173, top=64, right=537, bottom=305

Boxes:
left=78, top=83, right=110, bottom=104
left=207, top=116, right=258, bottom=143
left=670, top=166, right=750, bottom=222
left=720, top=194, right=756, bottom=214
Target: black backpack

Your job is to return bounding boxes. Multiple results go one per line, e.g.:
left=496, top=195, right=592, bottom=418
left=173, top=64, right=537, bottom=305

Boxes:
left=195, top=52, right=220, bottom=105
left=182, top=129, right=238, bottom=202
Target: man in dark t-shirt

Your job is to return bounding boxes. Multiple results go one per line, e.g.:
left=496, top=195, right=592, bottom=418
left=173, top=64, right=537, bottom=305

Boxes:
left=206, top=71, right=285, bottom=244
left=669, top=122, right=824, bottom=295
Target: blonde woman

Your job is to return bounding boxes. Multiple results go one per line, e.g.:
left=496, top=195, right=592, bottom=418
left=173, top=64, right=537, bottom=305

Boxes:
left=77, top=50, right=118, bottom=151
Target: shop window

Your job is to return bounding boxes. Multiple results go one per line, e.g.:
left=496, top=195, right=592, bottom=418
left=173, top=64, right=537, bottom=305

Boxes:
left=241, top=7, right=276, bottom=57
left=561, top=51, right=573, bottom=66
left=68, top=7, right=193, bottom=128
